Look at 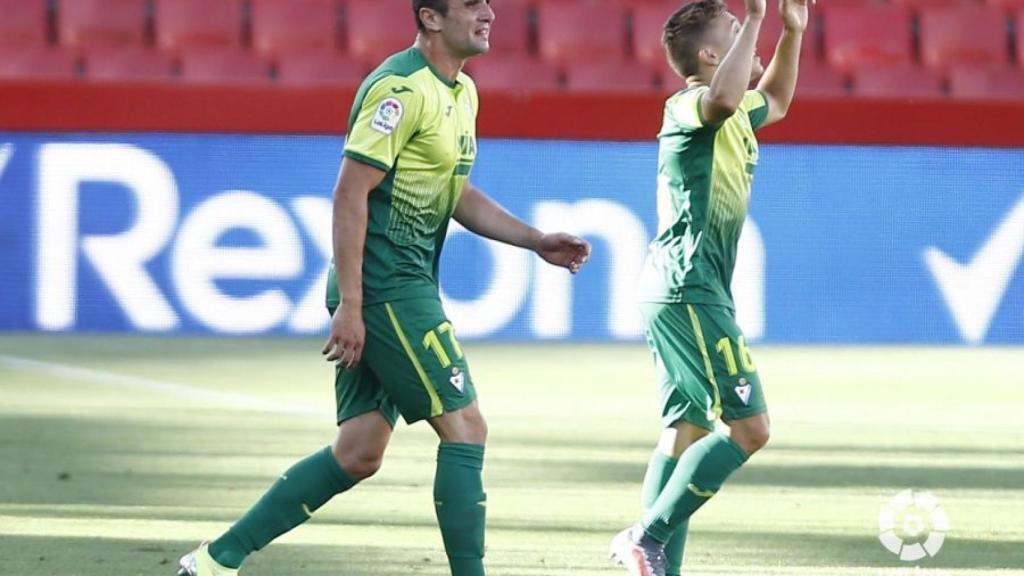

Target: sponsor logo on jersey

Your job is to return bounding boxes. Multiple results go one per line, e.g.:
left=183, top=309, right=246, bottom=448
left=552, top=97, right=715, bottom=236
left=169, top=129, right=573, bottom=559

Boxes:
left=371, top=98, right=404, bottom=135
left=450, top=367, right=465, bottom=393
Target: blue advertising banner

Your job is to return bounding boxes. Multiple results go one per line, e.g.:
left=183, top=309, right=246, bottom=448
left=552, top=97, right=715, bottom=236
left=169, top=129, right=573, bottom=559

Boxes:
left=0, top=134, right=1021, bottom=344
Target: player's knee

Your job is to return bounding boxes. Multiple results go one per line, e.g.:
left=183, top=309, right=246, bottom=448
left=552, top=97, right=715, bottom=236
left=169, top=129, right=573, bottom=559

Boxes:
left=459, top=411, right=488, bottom=445
left=737, top=425, right=770, bottom=455
left=337, top=448, right=384, bottom=480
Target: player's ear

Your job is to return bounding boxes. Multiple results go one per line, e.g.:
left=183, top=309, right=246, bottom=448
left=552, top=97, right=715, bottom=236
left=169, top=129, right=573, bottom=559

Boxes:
left=698, top=47, right=720, bottom=67
left=419, top=7, right=445, bottom=33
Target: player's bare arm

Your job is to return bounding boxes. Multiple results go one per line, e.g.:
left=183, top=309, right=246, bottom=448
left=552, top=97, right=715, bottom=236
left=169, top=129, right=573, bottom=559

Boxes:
left=454, top=181, right=591, bottom=274
left=321, top=157, right=386, bottom=368
left=701, top=0, right=766, bottom=124
left=757, top=0, right=810, bottom=126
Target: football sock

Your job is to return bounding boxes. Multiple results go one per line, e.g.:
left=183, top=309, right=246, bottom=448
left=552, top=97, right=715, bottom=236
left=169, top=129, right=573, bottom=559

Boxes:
left=642, top=433, right=748, bottom=544
left=434, top=443, right=487, bottom=576
left=209, top=446, right=358, bottom=569
left=641, top=452, right=688, bottom=576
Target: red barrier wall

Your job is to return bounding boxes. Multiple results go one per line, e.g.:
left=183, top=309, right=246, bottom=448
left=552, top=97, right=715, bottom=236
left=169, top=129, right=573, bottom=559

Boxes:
left=0, top=81, right=1019, bottom=146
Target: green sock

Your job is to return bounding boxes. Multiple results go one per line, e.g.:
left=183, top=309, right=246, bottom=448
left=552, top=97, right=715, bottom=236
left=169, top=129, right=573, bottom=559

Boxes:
left=642, top=433, right=747, bottom=543
left=434, top=443, right=487, bottom=576
left=209, top=446, right=358, bottom=569
left=641, top=452, right=688, bottom=576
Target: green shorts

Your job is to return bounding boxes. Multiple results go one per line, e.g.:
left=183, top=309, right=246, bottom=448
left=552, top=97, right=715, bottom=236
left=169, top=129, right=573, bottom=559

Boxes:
left=640, top=302, right=767, bottom=431
left=329, top=298, right=476, bottom=427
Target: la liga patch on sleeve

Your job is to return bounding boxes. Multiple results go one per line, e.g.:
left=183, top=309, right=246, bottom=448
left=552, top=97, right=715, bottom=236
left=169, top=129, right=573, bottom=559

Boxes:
left=371, top=97, right=404, bottom=135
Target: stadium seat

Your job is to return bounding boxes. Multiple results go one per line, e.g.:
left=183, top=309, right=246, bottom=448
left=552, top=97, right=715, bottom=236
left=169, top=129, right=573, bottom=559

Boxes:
left=346, top=1, right=416, bottom=63
left=179, top=48, right=270, bottom=84
left=1018, top=9, right=1024, bottom=64
left=948, top=66, right=1024, bottom=100
left=0, top=47, right=78, bottom=80
left=851, top=63, right=945, bottom=99
left=155, top=0, right=242, bottom=53
left=85, top=46, right=174, bottom=82
left=275, top=50, right=366, bottom=86
left=890, top=0, right=970, bottom=9
left=564, top=59, right=659, bottom=92
left=252, top=0, right=338, bottom=57
left=0, top=0, right=48, bottom=48
left=796, top=61, right=848, bottom=97
left=466, top=55, right=561, bottom=91
left=988, top=0, right=1024, bottom=10
left=537, top=1, right=628, bottom=63
left=823, top=6, right=913, bottom=72
left=58, top=0, right=146, bottom=50
left=919, top=6, right=1010, bottom=69
left=632, top=1, right=675, bottom=66
left=488, top=0, right=532, bottom=55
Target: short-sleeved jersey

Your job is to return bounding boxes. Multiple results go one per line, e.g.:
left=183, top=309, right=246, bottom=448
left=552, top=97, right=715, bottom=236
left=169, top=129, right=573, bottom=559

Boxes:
left=328, top=47, right=479, bottom=307
left=638, top=87, right=769, bottom=308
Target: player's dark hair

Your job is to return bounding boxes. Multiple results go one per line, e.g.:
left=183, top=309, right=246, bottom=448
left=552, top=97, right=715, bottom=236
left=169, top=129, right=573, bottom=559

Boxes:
left=662, top=0, right=728, bottom=77
left=412, top=0, right=450, bottom=32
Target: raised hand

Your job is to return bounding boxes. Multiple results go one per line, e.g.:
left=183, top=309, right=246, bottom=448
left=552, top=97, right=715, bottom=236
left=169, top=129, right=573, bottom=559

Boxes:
left=746, top=0, right=767, bottom=19
left=779, top=0, right=810, bottom=32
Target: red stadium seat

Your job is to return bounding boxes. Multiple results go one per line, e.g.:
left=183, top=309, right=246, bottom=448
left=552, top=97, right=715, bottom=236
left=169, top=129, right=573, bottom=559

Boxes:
left=537, top=1, right=628, bottom=63
left=632, top=1, right=675, bottom=65
left=252, top=0, right=338, bottom=57
left=85, top=46, right=174, bottom=82
left=988, top=0, right=1024, bottom=10
left=564, top=59, right=658, bottom=92
left=891, top=0, right=970, bottom=9
left=0, top=47, right=78, bottom=80
left=466, top=55, right=560, bottom=91
left=851, top=63, right=945, bottom=99
left=346, top=1, right=416, bottom=63
left=488, top=0, right=531, bottom=55
left=155, top=0, right=242, bottom=53
left=58, top=0, right=146, bottom=50
left=823, top=6, right=912, bottom=72
left=0, top=0, right=48, bottom=48
left=180, top=48, right=269, bottom=84
left=796, top=61, right=848, bottom=97
left=919, top=6, right=1009, bottom=69
left=1018, top=9, right=1024, bottom=64
left=275, top=50, right=366, bottom=86
left=949, top=66, right=1024, bottom=100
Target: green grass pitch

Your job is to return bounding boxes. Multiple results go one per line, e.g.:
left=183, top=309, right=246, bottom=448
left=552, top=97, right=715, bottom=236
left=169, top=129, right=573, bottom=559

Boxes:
left=1, top=335, right=1022, bottom=575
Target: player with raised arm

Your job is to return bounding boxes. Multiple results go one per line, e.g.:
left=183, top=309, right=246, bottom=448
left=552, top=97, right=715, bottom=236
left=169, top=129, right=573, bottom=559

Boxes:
left=608, top=0, right=807, bottom=574
left=176, top=1, right=590, bottom=575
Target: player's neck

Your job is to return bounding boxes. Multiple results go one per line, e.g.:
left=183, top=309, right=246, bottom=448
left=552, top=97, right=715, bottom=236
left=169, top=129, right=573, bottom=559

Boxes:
left=414, top=35, right=466, bottom=83
left=685, top=74, right=711, bottom=88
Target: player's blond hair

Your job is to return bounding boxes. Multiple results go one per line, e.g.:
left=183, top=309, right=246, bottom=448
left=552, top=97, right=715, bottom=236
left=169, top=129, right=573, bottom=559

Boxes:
left=663, top=0, right=728, bottom=76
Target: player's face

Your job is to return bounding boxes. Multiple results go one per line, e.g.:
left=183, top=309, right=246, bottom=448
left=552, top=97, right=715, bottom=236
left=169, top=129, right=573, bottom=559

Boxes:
left=714, top=13, right=765, bottom=81
left=439, top=0, right=495, bottom=58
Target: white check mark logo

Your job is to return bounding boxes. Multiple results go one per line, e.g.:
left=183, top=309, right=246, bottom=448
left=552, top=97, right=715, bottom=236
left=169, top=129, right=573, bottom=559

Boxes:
left=924, top=195, right=1024, bottom=343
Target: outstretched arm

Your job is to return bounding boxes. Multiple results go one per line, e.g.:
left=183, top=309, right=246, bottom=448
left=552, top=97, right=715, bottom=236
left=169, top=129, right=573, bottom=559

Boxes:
left=454, top=181, right=591, bottom=273
left=756, top=0, right=810, bottom=126
left=702, top=0, right=766, bottom=124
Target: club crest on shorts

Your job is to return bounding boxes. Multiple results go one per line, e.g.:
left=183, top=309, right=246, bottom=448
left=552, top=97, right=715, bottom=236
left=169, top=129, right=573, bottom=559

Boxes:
left=735, top=378, right=752, bottom=405
left=371, top=97, right=404, bottom=134
left=450, top=367, right=465, bottom=393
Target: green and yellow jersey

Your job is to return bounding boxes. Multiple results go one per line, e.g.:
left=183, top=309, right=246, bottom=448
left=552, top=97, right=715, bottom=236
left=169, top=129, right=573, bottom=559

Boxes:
left=327, top=47, right=479, bottom=308
left=638, top=86, right=769, bottom=308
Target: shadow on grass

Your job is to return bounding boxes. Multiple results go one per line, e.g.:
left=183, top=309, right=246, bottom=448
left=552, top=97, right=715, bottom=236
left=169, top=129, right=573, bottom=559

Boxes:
left=1, top=529, right=1021, bottom=575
